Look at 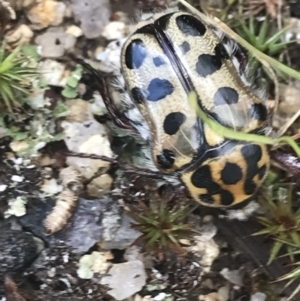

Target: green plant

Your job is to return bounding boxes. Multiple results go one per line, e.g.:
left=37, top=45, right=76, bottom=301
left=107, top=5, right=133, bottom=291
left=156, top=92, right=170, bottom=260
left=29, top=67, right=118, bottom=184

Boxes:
left=0, top=43, right=37, bottom=112
left=62, top=64, right=83, bottom=98
left=236, top=15, right=291, bottom=56
left=253, top=184, right=300, bottom=264
left=128, top=200, right=196, bottom=258
left=234, top=15, right=293, bottom=81
left=276, top=244, right=300, bottom=300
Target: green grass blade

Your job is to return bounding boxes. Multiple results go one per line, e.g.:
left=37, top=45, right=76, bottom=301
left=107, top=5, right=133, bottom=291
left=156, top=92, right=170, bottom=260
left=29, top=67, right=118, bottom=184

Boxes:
left=257, top=17, right=269, bottom=46
left=268, top=241, right=283, bottom=264
left=0, top=46, right=21, bottom=73
left=265, top=26, right=290, bottom=47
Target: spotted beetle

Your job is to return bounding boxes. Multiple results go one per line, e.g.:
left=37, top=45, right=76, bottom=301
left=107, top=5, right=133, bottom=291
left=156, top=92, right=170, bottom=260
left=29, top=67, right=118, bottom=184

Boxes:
left=79, top=10, right=271, bottom=208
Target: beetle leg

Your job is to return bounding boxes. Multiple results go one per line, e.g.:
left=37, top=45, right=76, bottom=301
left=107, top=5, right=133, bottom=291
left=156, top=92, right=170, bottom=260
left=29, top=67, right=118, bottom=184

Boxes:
left=77, top=59, right=135, bottom=130
left=61, top=150, right=166, bottom=179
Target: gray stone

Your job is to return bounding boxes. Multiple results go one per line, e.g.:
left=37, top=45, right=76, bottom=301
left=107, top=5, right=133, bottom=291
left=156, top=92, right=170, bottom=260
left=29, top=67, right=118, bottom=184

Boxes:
left=56, top=198, right=121, bottom=253
left=70, top=0, right=111, bottom=39
left=99, top=212, right=140, bottom=250
left=101, top=260, right=146, bottom=300
left=0, top=222, right=42, bottom=278
left=35, top=30, right=76, bottom=58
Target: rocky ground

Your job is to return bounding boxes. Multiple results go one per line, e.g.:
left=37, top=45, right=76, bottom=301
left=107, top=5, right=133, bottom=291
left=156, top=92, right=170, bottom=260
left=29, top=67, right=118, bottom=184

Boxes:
left=1, top=0, right=300, bottom=300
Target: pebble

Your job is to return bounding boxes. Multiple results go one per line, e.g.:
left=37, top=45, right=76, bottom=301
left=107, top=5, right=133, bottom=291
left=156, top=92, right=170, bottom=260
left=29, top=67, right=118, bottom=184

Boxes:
left=101, top=260, right=146, bottom=300
left=0, top=185, right=7, bottom=192
left=101, top=21, right=127, bottom=40
left=187, top=221, right=219, bottom=273
left=5, top=24, right=34, bottom=46
left=41, top=178, right=63, bottom=195
left=251, top=292, right=267, bottom=301
left=39, top=59, right=69, bottom=87
left=99, top=212, right=140, bottom=250
left=5, top=196, right=28, bottom=218
left=35, top=29, right=76, bottom=58
left=26, top=0, right=66, bottom=30
left=65, top=25, right=83, bottom=37
left=220, top=268, right=244, bottom=286
left=70, top=0, right=111, bottom=39
left=87, top=174, right=113, bottom=198
left=11, top=175, right=24, bottom=182
left=61, top=120, right=113, bottom=180
left=77, top=251, right=111, bottom=279
left=66, top=99, right=93, bottom=123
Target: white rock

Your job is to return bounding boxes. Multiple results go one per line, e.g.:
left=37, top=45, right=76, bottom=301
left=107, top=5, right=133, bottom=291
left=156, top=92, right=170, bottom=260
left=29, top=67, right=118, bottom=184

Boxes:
left=41, top=178, right=63, bottom=195
left=66, top=25, right=83, bottom=37
left=251, top=292, right=267, bottom=301
left=91, top=252, right=112, bottom=274
left=87, top=174, right=113, bottom=197
left=187, top=222, right=219, bottom=273
left=39, top=59, right=68, bottom=87
left=11, top=175, right=24, bottom=182
left=0, top=185, right=7, bottom=192
left=13, top=157, right=23, bottom=165
left=26, top=0, right=66, bottom=30
left=101, top=260, right=146, bottom=300
left=5, top=24, right=33, bottom=46
left=220, top=268, right=244, bottom=286
left=5, top=196, right=28, bottom=218
left=9, top=141, right=30, bottom=153
left=33, top=141, right=46, bottom=152
left=102, top=21, right=127, bottom=40
left=62, top=120, right=113, bottom=179
left=77, top=251, right=111, bottom=279
left=77, top=257, right=94, bottom=279
left=154, top=293, right=172, bottom=301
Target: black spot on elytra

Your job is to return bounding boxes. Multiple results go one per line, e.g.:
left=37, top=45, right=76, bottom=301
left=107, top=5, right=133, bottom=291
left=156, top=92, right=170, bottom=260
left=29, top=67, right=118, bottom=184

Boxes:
left=221, top=162, right=243, bottom=185
left=249, top=103, right=268, bottom=121
left=199, top=194, right=214, bottom=204
left=131, top=87, right=146, bottom=104
left=195, top=43, right=230, bottom=78
left=191, top=165, right=220, bottom=192
left=242, top=144, right=262, bottom=163
left=219, top=189, right=235, bottom=205
left=179, top=41, right=190, bottom=54
left=156, top=149, right=175, bottom=169
left=176, top=14, right=206, bottom=36
left=214, top=43, right=230, bottom=60
left=191, top=162, right=237, bottom=206
left=196, top=54, right=222, bottom=77
left=241, top=144, right=263, bottom=195
left=163, top=112, right=186, bottom=135
left=213, top=87, right=239, bottom=106
left=153, top=56, right=165, bottom=67
left=191, top=165, right=212, bottom=188
left=147, top=78, right=174, bottom=101
left=125, top=39, right=147, bottom=69
left=258, top=164, right=267, bottom=180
